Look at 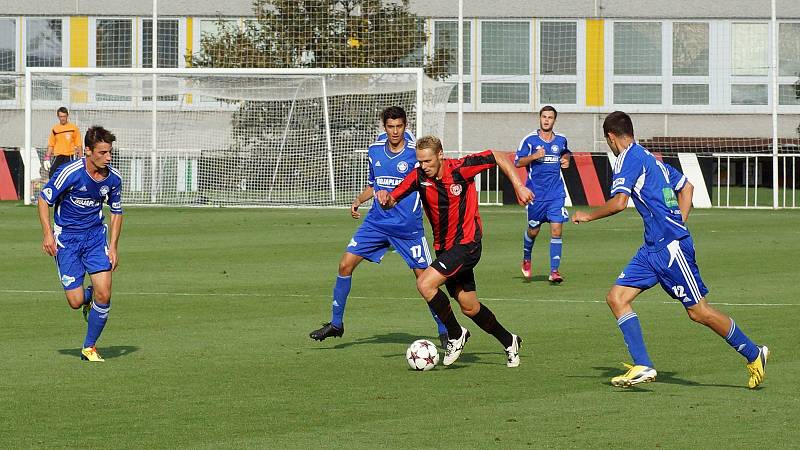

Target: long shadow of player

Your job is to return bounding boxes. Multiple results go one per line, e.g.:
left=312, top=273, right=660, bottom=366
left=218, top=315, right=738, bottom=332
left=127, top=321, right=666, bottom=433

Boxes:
left=586, top=366, right=744, bottom=390
left=57, top=345, right=140, bottom=360
left=312, top=332, right=422, bottom=350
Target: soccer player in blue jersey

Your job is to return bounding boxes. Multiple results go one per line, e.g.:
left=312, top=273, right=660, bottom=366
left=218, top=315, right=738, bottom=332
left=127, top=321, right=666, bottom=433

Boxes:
left=515, top=106, right=571, bottom=283
left=309, top=106, right=448, bottom=347
left=37, top=126, right=124, bottom=363
left=572, top=111, right=768, bottom=388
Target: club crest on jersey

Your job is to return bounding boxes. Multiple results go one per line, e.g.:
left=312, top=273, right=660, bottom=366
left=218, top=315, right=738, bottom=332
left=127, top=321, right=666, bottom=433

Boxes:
left=100, top=186, right=110, bottom=196
left=449, top=184, right=462, bottom=196
left=551, top=145, right=559, bottom=153
left=42, top=188, right=53, bottom=200
left=397, top=161, right=409, bottom=173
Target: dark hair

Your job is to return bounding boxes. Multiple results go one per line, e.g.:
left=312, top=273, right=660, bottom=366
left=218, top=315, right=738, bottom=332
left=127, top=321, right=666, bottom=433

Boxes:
left=380, top=106, right=407, bottom=125
left=539, top=105, right=557, bottom=118
left=84, top=126, right=116, bottom=150
left=416, top=135, right=443, bottom=154
left=602, top=111, right=634, bottom=138
left=57, top=106, right=69, bottom=115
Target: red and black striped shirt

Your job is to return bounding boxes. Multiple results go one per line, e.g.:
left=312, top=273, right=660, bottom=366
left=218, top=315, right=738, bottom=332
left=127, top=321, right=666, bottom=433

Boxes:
left=391, top=150, right=496, bottom=251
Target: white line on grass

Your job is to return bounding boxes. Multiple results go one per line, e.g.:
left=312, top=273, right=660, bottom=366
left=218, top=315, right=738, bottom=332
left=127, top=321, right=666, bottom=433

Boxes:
left=2, top=289, right=796, bottom=307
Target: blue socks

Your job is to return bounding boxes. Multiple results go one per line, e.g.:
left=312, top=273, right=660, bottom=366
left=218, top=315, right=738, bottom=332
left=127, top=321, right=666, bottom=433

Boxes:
left=550, top=237, right=562, bottom=271
left=617, top=312, right=654, bottom=368
left=330, top=275, right=352, bottom=328
left=429, top=305, right=448, bottom=336
left=523, top=231, right=534, bottom=261
left=84, top=300, right=110, bottom=348
left=725, top=318, right=760, bottom=362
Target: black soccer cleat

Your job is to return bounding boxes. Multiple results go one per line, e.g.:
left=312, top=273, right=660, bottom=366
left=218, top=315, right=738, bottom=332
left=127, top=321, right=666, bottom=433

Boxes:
left=309, top=322, right=344, bottom=341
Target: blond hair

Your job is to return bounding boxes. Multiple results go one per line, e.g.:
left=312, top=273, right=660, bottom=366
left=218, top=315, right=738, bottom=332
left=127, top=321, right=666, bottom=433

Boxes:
left=416, top=135, right=443, bottom=154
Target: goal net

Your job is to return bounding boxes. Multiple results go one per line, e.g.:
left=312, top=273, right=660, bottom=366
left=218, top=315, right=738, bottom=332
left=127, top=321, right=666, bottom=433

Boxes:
left=23, top=68, right=452, bottom=207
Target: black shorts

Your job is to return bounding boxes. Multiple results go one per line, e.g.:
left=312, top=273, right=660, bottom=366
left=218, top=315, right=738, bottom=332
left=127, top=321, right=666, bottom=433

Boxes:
left=49, top=155, right=75, bottom=178
left=432, top=241, right=482, bottom=296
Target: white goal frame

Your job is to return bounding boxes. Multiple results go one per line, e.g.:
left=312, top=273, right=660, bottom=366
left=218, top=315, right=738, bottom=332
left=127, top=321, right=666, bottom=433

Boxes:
left=23, top=67, right=426, bottom=206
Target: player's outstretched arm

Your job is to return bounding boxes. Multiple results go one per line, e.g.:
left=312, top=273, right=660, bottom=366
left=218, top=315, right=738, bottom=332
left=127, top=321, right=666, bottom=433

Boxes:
left=572, top=192, right=628, bottom=224
left=37, top=197, right=57, bottom=256
left=492, top=151, right=533, bottom=205
left=108, top=213, right=123, bottom=271
left=677, top=180, right=694, bottom=223
left=351, top=186, right=374, bottom=219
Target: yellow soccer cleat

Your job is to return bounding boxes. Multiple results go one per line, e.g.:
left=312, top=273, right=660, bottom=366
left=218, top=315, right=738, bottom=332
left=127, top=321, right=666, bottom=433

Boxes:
left=746, top=346, right=769, bottom=389
left=611, top=362, right=657, bottom=387
left=81, top=346, right=105, bottom=362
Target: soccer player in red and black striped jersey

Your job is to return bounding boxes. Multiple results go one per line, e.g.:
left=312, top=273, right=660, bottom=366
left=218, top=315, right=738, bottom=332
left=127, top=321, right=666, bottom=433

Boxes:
left=377, top=136, right=533, bottom=368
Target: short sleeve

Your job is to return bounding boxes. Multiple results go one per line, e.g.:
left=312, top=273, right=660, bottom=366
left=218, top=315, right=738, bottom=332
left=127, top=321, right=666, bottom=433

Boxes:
left=610, top=151, right=641, bottom=196
left=367, top=156, right=375, bottom=186
left=664, top=162, right=687, bottom=192
left=514, top=137, right=531, bottom=166
left=39, top=166, right=74, bottom=206
left=47, top=128, right=56, bottom=147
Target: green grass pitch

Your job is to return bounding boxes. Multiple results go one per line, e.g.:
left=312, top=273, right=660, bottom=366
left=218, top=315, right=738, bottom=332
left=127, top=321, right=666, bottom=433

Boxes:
left=0, top=202, right=798, bottom=448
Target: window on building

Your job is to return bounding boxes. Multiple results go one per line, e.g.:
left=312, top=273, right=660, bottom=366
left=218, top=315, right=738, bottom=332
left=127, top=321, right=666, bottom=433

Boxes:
left=672, top=22, right=709, bottom=105
left=26, top=18, right=62, bottom=67
left=779, top=22, right=800, bottom=105
left=143, top=19, right=180, bottom=68
left=613, top=22, right=662, bottom=104
left=0, top=18, right=16, bottom=72
left=539, top=21, right=577, bottom=104
left=433, top=20, right=471, bottom=104
left=480, top=21, right=530, bottom=104
left=732, top=23, right=768, bottom=77
left=96, top=19, right=133, bottom=68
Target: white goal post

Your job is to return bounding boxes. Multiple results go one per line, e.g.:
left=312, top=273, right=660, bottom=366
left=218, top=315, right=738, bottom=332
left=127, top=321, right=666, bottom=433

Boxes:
left=23, top=67, right=451, bottom=207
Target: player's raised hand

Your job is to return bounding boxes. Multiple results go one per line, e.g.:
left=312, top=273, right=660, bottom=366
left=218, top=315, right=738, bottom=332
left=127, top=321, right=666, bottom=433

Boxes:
left=350, top=199, right=361, bottom=219
left=41, top=234, right=57, bottom=256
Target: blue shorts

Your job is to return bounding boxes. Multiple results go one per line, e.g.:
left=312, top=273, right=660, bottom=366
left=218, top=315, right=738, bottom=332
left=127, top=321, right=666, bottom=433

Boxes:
left=526, top=198, right=569, bottom=228
left=615, top=236, right=709, bottom=308
left=54, top=225, right=111, bottom=291
left=347, top=222, right=431, bottom=269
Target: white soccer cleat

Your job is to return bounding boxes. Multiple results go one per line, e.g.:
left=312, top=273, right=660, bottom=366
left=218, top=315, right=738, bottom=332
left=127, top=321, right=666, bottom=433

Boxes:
left=443, top=327, right=470, bottom=366
left=505, top=334, right=523, bottom=368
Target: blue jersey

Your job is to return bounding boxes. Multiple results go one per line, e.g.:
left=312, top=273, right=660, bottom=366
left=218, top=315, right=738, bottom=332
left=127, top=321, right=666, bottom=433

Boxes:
left=40, top=158, right=124, bottom=231
left=515, top=130, right=570, bottom=201
left=363, top=130, right=423, bottom=239
left=610, top=143, right=689, bottom=252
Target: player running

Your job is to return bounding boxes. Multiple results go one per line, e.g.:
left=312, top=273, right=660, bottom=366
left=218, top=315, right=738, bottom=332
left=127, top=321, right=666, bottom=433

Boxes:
left=515, top=105, right=571, bottom=283
left=309, top=106, right=448, bottom=347
left=572, top=111, right=768, bottom=388
left=377, top=136, right=533, bottom=368
left=37, top=126, right=123, bottom=362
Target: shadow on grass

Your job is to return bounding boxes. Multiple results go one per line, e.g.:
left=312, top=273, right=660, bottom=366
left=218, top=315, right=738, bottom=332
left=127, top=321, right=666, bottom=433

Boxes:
left=57, top=345, right=140, bottom=360
left=309, top=332, right=424, bottom=350
left=517, top=275, right=550, bottom=284
left=589, top=366, right=745, bottom=390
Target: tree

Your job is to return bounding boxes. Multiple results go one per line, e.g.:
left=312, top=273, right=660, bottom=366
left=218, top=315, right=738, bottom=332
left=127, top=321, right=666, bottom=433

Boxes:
left=189, top=0, right=451, bottom=79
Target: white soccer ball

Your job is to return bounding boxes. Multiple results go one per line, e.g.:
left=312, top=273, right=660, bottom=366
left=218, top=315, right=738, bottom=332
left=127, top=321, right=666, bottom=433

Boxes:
left=406, top=339, right=439, bottom=371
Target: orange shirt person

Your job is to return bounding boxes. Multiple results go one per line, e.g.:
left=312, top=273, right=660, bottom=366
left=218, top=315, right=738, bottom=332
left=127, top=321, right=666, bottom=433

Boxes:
left=44, top=107, right=82, bottom=178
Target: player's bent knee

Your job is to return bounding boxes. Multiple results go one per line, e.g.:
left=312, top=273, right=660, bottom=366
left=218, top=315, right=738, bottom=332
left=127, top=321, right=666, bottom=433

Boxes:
left=686, top=303, right=713, bottom=325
